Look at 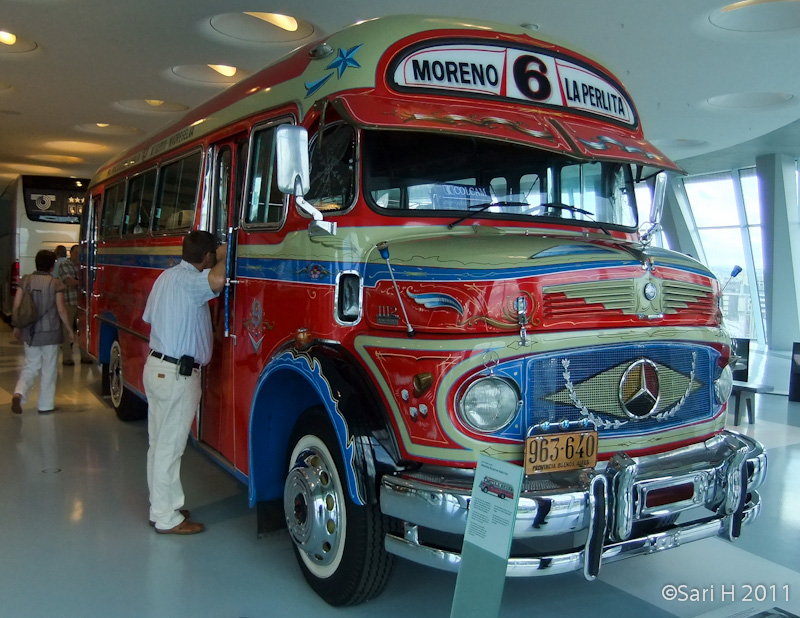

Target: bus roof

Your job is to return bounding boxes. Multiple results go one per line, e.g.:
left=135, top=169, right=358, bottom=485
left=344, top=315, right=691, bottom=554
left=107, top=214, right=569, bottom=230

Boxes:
left=92, top=15, right=679, bottom=185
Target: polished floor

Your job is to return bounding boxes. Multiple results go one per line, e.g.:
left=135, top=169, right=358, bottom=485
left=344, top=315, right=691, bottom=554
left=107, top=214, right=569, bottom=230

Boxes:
left=2, top=320, right=799, bottom=618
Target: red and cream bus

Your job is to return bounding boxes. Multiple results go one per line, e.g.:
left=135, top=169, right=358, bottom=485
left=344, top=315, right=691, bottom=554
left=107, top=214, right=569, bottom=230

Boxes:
left=80, top=15, right=767, bottom=606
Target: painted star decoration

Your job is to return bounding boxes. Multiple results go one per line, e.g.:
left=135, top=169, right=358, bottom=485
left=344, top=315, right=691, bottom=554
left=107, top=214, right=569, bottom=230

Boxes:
left=304, top=44, right=364, bottom=98
left=326, top=44, right=363, bottom=77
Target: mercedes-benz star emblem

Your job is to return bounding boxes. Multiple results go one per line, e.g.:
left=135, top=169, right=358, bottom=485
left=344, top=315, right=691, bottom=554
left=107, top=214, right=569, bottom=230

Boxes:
left=619, top=359, right=660, bottom=419
left=643, top=282, right=657, bottom=301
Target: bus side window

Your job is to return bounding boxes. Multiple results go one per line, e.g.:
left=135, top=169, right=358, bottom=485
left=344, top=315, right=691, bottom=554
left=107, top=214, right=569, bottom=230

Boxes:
left=153, top=150, right=202, bottom=232
left=245, top=125, right=284, bottom=226
left=124, top=168, right=157, bottom=235
left=99, top=181, right=126, bottom=238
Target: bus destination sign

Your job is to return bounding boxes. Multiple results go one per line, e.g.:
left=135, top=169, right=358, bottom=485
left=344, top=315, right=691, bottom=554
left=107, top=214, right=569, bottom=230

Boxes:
left=392, top=43, right=635, bottom=126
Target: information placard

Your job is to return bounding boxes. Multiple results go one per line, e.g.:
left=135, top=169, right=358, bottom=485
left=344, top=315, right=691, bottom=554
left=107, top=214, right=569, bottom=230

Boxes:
left=451, top=455, right=524, bottom=618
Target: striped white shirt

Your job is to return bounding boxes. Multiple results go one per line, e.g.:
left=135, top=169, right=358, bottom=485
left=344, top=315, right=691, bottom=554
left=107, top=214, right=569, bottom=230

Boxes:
left=143, top=260, right=219, bottom=366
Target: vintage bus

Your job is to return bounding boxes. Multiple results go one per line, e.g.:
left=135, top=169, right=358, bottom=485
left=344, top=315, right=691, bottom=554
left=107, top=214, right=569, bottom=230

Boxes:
left=80, top=15, right=767, bottom=607
left=0, top=175, right=87, bottom=317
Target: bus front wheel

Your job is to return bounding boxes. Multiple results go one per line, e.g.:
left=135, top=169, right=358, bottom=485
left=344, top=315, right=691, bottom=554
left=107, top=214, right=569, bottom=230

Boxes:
left=283, top=406, right=394, bottom=606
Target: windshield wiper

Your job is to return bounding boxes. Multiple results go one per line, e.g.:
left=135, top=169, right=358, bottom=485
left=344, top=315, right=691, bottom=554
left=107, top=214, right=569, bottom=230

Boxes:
left=535, top=202, right=594, bottom=217
left=447, top=201, right=528, bottom=229
left=533, top=202, right=612, bottom=235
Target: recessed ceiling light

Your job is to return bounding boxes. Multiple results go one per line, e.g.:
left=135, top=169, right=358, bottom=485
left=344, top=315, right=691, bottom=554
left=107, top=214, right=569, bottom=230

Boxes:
left=75, top=123, right=141, bottom=135
left=26, top=154, right=85, bottom=164
left=208, top=64, right=237, bottom=77
left=243, top=12, right=298, bottom=32
left=706, top=92, right=794, bottom=108
left=651, top=138, right=710, bottom=149
left=0, top=163, right=64, bottom=174
left=168, top=64, right=250, bottom=86
left=207, top=12, right=313, bottom=44
left=0, top=32, right=37, bottom=53
left=116, top=99, right=189, bottom=114
left=43, top=140, right=109, bottom=154
left=710, top=0, right=800, bottom=31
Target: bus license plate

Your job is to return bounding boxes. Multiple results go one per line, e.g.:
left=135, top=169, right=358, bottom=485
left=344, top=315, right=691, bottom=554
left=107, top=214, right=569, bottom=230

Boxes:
left=525, top=429, right=598, bottom=475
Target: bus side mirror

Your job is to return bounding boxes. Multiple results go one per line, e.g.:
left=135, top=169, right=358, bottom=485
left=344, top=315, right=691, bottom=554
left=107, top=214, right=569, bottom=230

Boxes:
left=275, top=125, right=336, bottom=237
left=640, top=171, right=667, bottom=246
left=276, top=125, right=310, bottom=195
left=650, top=171, right=667, bottom=227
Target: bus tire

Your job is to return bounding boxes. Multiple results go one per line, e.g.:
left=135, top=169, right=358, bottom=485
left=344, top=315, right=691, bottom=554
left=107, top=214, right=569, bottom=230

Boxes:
left=108, top=340, right=146, bottom=422
left=284, top=406, right=394, bottom=606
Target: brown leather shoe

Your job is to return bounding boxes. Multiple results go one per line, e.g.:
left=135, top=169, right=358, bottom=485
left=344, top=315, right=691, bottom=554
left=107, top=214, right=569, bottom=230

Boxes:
left=155, top=519, right=205, bottom=535
left=149, top=509, right=190, bottom=527
left=11, top=394, right=22, bottom=414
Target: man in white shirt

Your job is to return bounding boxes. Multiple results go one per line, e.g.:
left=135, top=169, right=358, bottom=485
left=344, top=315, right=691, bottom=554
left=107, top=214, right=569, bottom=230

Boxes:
left=142, top=231, right=226, bottom=534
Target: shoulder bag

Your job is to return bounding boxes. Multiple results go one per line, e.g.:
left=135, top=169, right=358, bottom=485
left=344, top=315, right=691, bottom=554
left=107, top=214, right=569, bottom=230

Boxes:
left=11, top=276, right=39, bottom=328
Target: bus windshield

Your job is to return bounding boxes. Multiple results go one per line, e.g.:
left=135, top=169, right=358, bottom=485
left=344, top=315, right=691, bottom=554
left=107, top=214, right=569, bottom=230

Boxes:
left=363, top=130, right=639, bottom=229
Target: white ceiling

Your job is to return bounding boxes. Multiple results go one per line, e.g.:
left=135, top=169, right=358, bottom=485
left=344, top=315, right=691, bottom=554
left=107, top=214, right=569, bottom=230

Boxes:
left=2, top=0, right=800, bottom=189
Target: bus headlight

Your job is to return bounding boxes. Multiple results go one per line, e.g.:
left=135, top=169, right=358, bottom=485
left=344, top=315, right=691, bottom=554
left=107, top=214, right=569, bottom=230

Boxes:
left=715, top=364, right=733, bottom=404
left=458, top=376, right=520, bottom=433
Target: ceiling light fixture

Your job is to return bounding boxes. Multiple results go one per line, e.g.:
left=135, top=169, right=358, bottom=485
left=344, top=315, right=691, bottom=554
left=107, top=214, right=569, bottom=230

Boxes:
left=208, top=64, right=237, bottom=77
left=243, top=12, right=299, bottom=32
left=0, top=31, right=17, bottom=46
left=96, top=123, right=109, bottom=128
left=722, top=0, right=786, bottom=11
left=145, top=99, right=164, bottom=107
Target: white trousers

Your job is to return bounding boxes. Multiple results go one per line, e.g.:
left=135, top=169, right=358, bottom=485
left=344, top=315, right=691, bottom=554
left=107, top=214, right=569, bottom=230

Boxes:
left=143, top=355, right=202, bottom=530
left=14, top=343, right=59, bottom=411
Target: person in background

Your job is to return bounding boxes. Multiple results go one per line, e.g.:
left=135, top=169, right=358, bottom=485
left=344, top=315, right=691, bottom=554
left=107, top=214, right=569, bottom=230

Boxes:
left=54, top=245, right=67, bottom=277
left=142, top=231, right=226, bottom=535
left=57, top=244, right=92, bottom=365
left=11, top=249, right=74, bottom=414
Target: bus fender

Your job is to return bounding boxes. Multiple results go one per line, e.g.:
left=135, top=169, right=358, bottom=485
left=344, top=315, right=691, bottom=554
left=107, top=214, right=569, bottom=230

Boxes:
left=248, top=346, right=399, bottom=512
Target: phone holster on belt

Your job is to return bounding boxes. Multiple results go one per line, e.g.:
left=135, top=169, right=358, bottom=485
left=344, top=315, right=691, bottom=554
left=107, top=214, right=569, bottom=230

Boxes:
left=178, top=355, right=195, bottom=376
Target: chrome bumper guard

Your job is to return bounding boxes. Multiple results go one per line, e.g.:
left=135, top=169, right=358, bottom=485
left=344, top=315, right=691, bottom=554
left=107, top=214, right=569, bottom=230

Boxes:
left=380, top=430, right=767, bottom=578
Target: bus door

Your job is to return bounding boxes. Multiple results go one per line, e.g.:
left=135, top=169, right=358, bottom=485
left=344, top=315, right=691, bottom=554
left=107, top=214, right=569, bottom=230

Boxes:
left=202, top=136, right=246, bottom=460
left=79, top=192, right=100, bottom=356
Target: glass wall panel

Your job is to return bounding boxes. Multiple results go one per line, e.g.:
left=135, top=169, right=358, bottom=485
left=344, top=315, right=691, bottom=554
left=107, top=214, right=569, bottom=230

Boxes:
left=683, top=168, right=765, bottom=342
left=698, top=228, right=753, bottom=338
left=739, top=168, right=761, bottom=225
left=749, top=226, right=766, bottom=331
left=684, top=172, right=739, bottom=228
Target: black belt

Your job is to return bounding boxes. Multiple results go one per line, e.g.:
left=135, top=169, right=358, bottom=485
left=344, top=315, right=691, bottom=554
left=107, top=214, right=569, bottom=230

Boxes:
left=149, top=350, right=200, bottom=369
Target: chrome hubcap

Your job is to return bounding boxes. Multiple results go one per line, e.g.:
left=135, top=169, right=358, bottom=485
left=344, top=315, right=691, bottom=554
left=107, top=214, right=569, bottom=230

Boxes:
left=284, top=447, right=343, bottom=568
left=109, top=342, right=123, bottom=408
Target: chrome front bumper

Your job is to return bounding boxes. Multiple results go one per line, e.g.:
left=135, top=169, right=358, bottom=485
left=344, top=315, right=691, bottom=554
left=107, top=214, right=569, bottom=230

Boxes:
left=380, top=430, right=767, bottom=578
